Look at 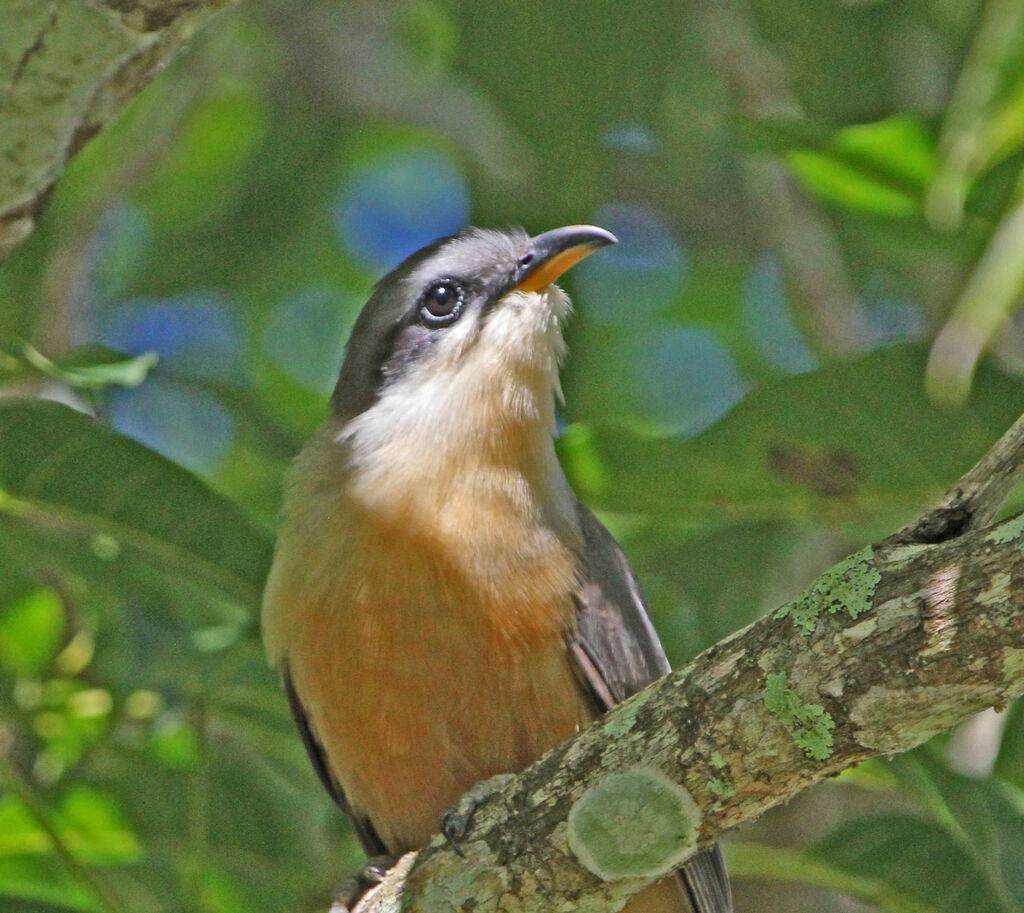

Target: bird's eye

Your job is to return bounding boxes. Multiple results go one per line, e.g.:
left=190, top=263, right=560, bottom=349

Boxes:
left=419, top=280, right=465, bottom=326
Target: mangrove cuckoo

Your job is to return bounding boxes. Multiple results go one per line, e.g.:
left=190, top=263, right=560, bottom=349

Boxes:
left=262, top=225, right=732, bottom=913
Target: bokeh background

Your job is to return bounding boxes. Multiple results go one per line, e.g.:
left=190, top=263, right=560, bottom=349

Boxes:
left=3, top=1, right=1024, bottom=911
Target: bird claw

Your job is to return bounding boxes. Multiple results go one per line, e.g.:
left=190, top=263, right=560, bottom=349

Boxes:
left=328, top=855, right=397, bottom=913
left=440, top=773, right=516, bottom=856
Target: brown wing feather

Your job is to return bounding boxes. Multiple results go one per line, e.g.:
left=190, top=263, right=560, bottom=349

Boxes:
left=571, top=503, right=733, bottom=913
left=281, top=665, right=388, bottom=857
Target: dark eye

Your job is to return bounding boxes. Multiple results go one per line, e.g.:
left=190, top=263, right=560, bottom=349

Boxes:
left=419, top=280, right=464, bottom=326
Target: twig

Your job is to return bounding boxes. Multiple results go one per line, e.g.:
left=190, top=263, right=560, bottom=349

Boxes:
left=890, top=408, right=1024, bottom=543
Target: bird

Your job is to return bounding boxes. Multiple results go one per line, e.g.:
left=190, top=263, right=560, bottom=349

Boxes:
left=261, top=224, right=732, bottom=913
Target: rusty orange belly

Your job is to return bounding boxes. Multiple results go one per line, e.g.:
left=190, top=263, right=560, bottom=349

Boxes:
left=285, top=510, right=593, bottom=852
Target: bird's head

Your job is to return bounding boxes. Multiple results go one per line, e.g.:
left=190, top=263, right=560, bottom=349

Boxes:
left=329, top=225, right=616, bottom=473
left=331, top=225, right=616, bottom=421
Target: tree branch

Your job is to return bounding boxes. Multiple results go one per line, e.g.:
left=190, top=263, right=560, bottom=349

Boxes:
left=350, top=412, right=1024, bottom=913
left=0, top=0, right=237, bottom=261
left=891, top=409, right=1024, bottom=544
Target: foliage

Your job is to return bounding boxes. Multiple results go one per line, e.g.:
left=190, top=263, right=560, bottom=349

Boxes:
left=2, top=1, right=1024, bottom=912
left=730, top=749, right=1024, bottom=913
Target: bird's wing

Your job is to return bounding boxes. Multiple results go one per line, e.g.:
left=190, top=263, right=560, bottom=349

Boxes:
left=281, top=664, right=389, bottom=857
left=570, top=502, right=733, bottom=913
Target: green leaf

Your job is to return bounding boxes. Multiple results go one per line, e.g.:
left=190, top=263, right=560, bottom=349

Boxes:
left=786, top=150, right=920, bottom=217
left=0, top=795, right=53, bottom=857
left=0, top=854, right=99, bottom=912
left=141, top=83, right=270, bottom=228
left=783, top=116, right=936, bottom=217
left=0, top=785, right=140, bottom=912
left=148, top=716, right=201, bottom=770
left=783, top=749, right=1024, bottom=913
left=0, top=587, right=64, bottom=676
left=559, top=346, right=1024, bottom=534
left=727, top=840, right=940, bottom=913
left=0, top=788, right=142, bottom=866
left=56, top=787, right=143, bottom=865
left=834, top=116, right=937, bottom=187
left=808, top=812, right=1020, bottom=913
left=994, top=697, right=1024, bottom=791
left=20, top=345, right=159, bottom=392
left=887, top=749, right=1024, bottom=910
left=0, top=399, right=273, bottom=607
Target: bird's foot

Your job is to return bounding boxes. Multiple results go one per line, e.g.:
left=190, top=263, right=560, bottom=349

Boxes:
left=440, top=773, right=516, bottom=856
left=328, top=855, right=397, bottom=913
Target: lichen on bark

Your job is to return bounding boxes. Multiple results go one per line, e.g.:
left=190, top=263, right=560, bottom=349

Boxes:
left=775, top=544, right=881, bottom=636
left=763, top=671, right=836, bottom=760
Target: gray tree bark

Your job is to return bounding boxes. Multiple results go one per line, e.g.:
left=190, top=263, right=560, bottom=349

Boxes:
left=351, top=412, right=1024, bottom=913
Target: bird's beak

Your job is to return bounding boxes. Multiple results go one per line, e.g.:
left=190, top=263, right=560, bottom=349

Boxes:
left=512, top=225, right=617, bottom=293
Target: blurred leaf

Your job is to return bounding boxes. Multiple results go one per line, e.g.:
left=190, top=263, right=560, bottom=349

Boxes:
left=21, top=345, right=159, bottom=392
left=727, top=840, right=939, bottom=913
left=0, top=514, right=246, bottom=675
left=0, top=787, right=141, bottom=864
left=808, top=812, right=1020, bottom=913
left=57, top=787, right=143, bottom=865
left=197, top=864, right=250, bottom=913
left=783, top=748, right=1024, bottom=913
left=786, top=150, right=920, bottom=217
left=994, top=697, right=1024, bottom=790
left=628, top=520, right=798, bottom=663
left=0, top=587, right=64, bottom=676
left=0, top=852, right=98, bottom=912
left=148, top=717, right=201, bottom=770
left=561, top=346, right=1024, bottom=533
left=0, top=795, right=53, bottom=856
left=889, top=749, right=1024, bottom=907
left=141, top=82, right=270, bottom=229
left=0, top=767, right=134, bottom=913
left=834, top=757, right=902, bottom=792
left=834, top=117, right=938, bottom=187
left=0, top=399, right=272, bottom=607
left=783, top=116, right=936, bottom=218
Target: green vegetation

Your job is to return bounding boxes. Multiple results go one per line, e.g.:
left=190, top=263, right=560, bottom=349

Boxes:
left=2, top=1, right=1024, bottom=911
